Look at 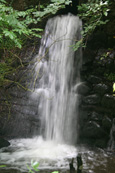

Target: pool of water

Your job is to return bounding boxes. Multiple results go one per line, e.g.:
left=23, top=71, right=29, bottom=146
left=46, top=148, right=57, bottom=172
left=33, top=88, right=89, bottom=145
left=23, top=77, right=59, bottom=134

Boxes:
left=0, top=137, right=115, bottom=173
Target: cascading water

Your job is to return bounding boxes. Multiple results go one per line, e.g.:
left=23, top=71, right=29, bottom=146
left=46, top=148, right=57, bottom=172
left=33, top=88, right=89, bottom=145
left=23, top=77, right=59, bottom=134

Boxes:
left=1, top=14, right=115, bottom=173
left=0, top=14, right=83, bottom=172
left=32, top=14, right=82, bottom=144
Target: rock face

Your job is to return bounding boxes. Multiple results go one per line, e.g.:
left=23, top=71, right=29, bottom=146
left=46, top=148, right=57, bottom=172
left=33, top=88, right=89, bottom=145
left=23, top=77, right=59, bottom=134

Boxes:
left=78, top=47, right=115, bottom=148
left=94, top=84, right=109, bottom=96
left=0, top=43, right=41, bottom=139
left=0, top=138, right=10, bottom=149
left=102, top=94, right=115, bottom=110
left=83, top=94, right=101, bottom=105
left=0, top=42, right=115, bottom=149
left=0, top=1, right=115, bottom=150
left=77, top=0, right=115, bottom=148
left=82, top=121, right=107, bottom=138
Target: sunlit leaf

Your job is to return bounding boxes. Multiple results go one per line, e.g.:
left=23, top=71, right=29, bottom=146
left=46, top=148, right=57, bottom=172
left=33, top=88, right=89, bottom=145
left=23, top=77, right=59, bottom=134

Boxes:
left=103, top=11, right=108, bottom=16
left=113, top=83, right=115, bottom=93
left=0, top=165, right=6, bottom=168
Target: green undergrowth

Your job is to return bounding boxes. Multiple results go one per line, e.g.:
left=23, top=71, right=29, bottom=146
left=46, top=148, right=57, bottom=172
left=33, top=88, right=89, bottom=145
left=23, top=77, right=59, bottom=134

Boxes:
left=73, top=0, right=110, bottom=50
left=0, top=0, right=72, bottom=118
left=0, top=0, right=72, bottom=88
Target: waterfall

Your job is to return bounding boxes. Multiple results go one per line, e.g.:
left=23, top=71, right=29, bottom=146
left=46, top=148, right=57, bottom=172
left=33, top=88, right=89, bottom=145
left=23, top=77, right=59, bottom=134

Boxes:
left=1, top=14, right=115, bottom=173
left=0, top=14, right=83, bottom=171
left=32, top=14, right=82, bottom=144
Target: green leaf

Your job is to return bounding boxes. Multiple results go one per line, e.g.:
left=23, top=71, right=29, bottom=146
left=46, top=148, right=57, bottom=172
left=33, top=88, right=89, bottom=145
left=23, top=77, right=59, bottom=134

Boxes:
left=30, top=28, right=43, bottom=32
left=0, top=165, right=6, bottom=168
left=31, top=160, right=39, bottom=171
left=40, top=5, right=44, bottom=9
left=17, top=11, right=26, bottom=17
left=26, top=164, right=34, bottom=173
left=14, top=39, right=22, bottom=49
left=103, top=11, right=108, bottom=16
left=113, top=83, right=115, bottom=93
left=0, top=0, right=6, bottom=3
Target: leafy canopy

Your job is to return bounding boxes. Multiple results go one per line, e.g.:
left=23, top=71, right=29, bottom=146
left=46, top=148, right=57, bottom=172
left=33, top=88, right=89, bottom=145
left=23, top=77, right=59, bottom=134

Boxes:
left=0, top=0, right=72, bottom=49
left=0, top=0, right=72, bottom=88
left=73, top=0, right=110, bottom=50
left=0, top=0, right=42, bottom=49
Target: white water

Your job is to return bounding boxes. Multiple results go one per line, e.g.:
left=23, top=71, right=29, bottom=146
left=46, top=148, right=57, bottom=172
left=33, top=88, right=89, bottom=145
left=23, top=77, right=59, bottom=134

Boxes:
left=0, top=137, right=77, bottom=171
left=0, top=14, right=82, bottom=172
left=32, top=14, right=82, bottom=144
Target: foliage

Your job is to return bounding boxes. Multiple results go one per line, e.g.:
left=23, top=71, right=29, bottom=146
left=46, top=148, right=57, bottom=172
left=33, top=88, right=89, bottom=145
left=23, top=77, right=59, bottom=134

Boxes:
left=73, top=0, right=110, bottom=50
left=113, top=83, right=115, bottom=93
left=33, top=0, right=71, bottom=18
left=0, top=0, right=71, bottom=49
left=0, top=0, right=72, bottom=117
left=0, top=49, right=22, bottom=88
left=27, top=160, right=39, bottom=173
left=0, top=165, right=6, bottom=168
left=0, top=0, right=72, bottom=88
left=27, top=160, right=59, bottom=173
left=0, top=0, right=43, bottom=49
left=104, top=73, right=115, bottom=82
left=0, top=161, right=58, bottom=173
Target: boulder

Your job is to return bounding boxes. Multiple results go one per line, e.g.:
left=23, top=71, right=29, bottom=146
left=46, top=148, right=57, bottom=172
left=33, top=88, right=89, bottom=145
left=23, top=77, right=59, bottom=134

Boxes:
left=82, top=121, right=106, bottom=138
left=101, top=94, right=115, bottom=109
left=102, top=116, right=112, bottom=131
left=78, top=110, right=89, bottom=128
left=87, top=75, right=102, bottom=84
left=95, top=139, right=107, bottom=148
left=83, top=94, right=101, bottom=105
left=90, top=111, right=103, bottom=121
left=75, top=83, right=90, bottom=95
left=0, top=138, right=10, bottom=149
left=111, top=119, right=115, bottom=141
left=94, top=83, right=109, bottom=96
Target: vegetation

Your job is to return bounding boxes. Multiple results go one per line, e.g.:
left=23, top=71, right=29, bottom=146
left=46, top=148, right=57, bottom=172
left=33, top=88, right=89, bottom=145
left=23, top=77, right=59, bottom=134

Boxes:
left=113, top=83, right=115, bottom=91
left=104, top=73, right=115, bottom=82
left=0, top=0, right=113, bottom=116
left=0, top=0, right=72, bottom=88
left=0, top=0, right=71, bottom=49
left=0, top=161, right=59, bottom=173
left=0, top=165, right=6, bottom=168
left=73, top=0, right=110, bottom=50
left=0, top=0, right=72, bottom=118
left=0, top=0, right=111, bottom=88
left=27, top=160, right=58, bottom=173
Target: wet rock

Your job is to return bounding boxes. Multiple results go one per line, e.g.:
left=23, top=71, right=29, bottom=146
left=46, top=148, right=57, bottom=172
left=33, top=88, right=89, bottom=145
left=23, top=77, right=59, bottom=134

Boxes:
left=101, top=94, right=115, bottom=109
left=83, top=94, right=101, bottom=105
left=94, top=83, right=109, bottom=96
left=90, top=112, right=103, bottom=121
left=82, top=121, right=106, bottom=138
left=95, top=139, right=107, bottom=148
left=0, top=138, right=10, bottom=149
left=8, top=86, right=29, bottom=98
left=87, top=75, right=102, bottom=84
left=102, top=116, right=112, bottom=131
left=74, top=94, right=83, bottom=106
left=76, top=83, right=90, bottom=95
left=111, top=119, right=115, bottom=141
left=78, top=110, right=89, bottom=128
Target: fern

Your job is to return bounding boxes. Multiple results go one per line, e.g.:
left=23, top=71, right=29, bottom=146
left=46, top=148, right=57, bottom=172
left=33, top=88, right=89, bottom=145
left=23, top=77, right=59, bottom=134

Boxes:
left=73, top=0, right=110, bottom=50
left=0, top=0, right=72, bottom=49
